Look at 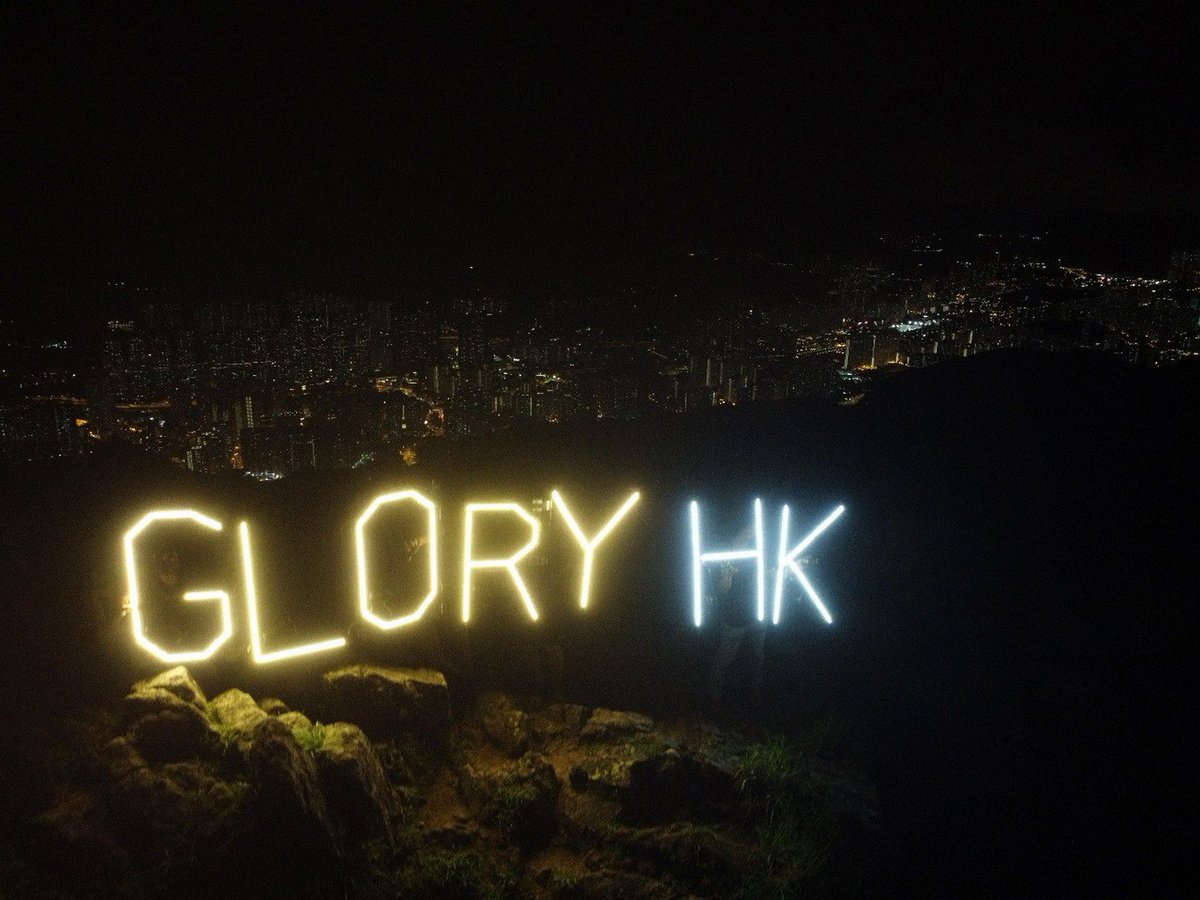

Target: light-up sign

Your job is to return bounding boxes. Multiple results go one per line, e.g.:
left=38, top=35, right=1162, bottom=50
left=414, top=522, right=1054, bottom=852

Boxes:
left=552, top=490, right=641, bottom=609
left=355, top=489, right=439, bottom=629
left=122, top=509, right=233, bottom=663
left=689, top=498, right=766, bottom=627
left=772, top=504, right=845, bottom=625
left=120, top=490, right=843, bottom=664
left=239, top=521, right=347, bottom=662
left=462, top=502, right=542, bottom=623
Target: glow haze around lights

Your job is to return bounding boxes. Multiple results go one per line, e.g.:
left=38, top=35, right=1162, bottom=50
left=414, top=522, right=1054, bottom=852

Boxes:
left=238, top=521, right=347, bottom=663
left=354, top=489, right=439, bottom=630
left=119, top=491, right=844, bottom=665
left=461, top=502, right=541, bottom=623
left=122, top=509, right=233, bottom=663
left=551, top=489, right=640, bottom=609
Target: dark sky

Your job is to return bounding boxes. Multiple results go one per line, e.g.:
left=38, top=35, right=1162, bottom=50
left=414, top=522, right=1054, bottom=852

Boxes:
left=3, top=1, right=1198, bottom=304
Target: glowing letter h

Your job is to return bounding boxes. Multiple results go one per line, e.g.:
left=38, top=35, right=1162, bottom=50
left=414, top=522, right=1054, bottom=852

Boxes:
left=689, top=498, right=766, bottom=627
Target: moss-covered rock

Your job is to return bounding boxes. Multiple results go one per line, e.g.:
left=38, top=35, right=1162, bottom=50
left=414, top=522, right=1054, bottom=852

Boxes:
left=314, top=721, right=400, bottom=844
left=209, top=688, right=269, bottom=741
left=461, top=751, right=560, bottom=848
left=580, top=708, right=655, bottom=741
left=259, top=696, right=290, bottom=716
left=17, top=668, right=878, bottom=899
left=130, top=665, right=208, bottom=711
left=278, top=709, right=315, bottom=734
left=477, top=690, right=530, bottom=757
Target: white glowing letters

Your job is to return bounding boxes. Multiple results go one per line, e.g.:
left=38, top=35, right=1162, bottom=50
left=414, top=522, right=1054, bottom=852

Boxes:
left=772, top=504, right=845, bottom=625
left=690, top=500, right=845, bottom=627
left=690, top=499, right=766, bottom=627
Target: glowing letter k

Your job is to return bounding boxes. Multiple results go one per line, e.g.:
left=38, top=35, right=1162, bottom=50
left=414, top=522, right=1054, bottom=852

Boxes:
left=771, top=505, right=845, bottom=625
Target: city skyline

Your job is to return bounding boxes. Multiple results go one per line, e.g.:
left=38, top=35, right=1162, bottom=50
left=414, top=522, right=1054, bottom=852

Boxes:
left=4, top=232, right=1197, bottom=470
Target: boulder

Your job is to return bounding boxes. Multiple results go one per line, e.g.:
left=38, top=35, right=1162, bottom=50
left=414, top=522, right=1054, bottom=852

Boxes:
left=278, top=710, right=315, bottom=734
left=123, top=685, right=200, bottom=725
left=461, top=751, right=559, bottom=848
left=123, top=670, right=221, bottom=764
left=131, top=666, right=208, bottom=711
left=313, top=721, right=399, bottom=842
left=637, top=749, right=738, bottom=822
left=321, top=665, right=450, bottom=744
left=372, top=740, right=414, bottom=786
left=97, top=736, right=148, bottom=784
left=527, top=701, right=589, bottom=745
left=128, top=701, right=221, bottom=764
left=581, top=708, right=655, bottom=741
left=570, top=738, right=670, bottom=797
left=477, top=690, right=529, bottom=757
left=572, top=739, right=739, bottom=823
left=209, top=688, right=269, bottom=744
left=244, top=717, right=341, bottom=857
left=108, top=758, right=244, bottom=855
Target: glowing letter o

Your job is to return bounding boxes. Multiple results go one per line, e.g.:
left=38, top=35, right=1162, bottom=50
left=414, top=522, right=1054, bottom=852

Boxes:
left=355, top=490, right=439, bottom=629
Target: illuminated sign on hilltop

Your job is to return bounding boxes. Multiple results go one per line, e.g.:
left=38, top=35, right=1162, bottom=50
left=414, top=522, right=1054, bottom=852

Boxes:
left=121, top=491, right=844, bottom=664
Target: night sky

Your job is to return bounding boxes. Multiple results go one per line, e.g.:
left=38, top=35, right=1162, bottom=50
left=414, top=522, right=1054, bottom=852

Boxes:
left=4, top=1, right=1198, bottom=307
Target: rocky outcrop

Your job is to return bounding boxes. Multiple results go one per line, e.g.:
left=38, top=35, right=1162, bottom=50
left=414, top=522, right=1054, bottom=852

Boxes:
left=127, top=697, right=221, bottom=764
left=580, top=707, right=655, bottom=740
left=313, top=721, right=400, bottom=843
left=460, top=750, right=560, bottom=847
left=123, top=669, right=222, bottom=764
left=19, top=667, right=878, bottom=899
left=244, top=716, right=341, bottom=857
left=130, top=665, right=208, bottom=710
left=209, top=687, right=269, bottom=742
left=259, top=696, right=290, bottom=716
left=477, top=689, right=531, bottom=757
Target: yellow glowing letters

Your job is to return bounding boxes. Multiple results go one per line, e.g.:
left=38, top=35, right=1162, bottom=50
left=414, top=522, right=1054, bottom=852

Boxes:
left=355, top=490, right=439, bottom=629
left=551, top=489, right=640, bottom=609
left=461, top=502, right=541, bottom=623
left=122, top=509, right=233, bottom=663
left=238, top=521, right=347, bottom=663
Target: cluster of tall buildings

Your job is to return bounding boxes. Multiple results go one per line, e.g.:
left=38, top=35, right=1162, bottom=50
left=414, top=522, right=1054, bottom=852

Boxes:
left=3, top=240, right=1198, bottom=471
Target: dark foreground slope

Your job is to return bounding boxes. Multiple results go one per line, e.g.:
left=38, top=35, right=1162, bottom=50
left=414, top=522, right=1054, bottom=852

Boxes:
left=1, top=350, right=1196, bottom=896
left=6, top=665, right=877, bottom=899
